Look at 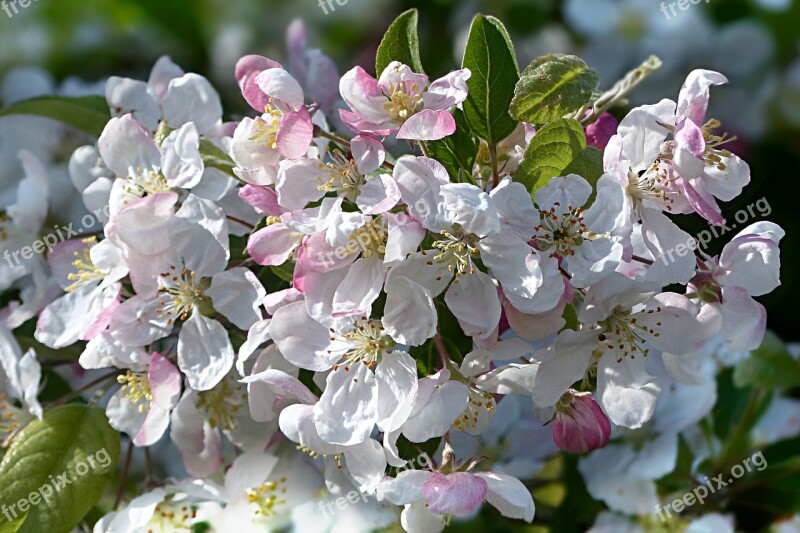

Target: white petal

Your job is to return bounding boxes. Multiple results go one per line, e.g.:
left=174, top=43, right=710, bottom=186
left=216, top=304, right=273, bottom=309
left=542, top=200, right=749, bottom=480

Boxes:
left=207, top=268, right=266, bottom=330
left=177, top=312, right=234, bottom=391
left=314, top=364, right=379, bottom=446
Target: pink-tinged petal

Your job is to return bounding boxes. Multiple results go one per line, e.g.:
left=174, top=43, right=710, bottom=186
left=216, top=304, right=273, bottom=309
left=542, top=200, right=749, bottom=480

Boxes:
left=720, top=288, right=767, bottom=351
left=397, top=110, right=456, bottom=141
left=276, top=107, right=313, bottom=160
left=295, top=232, right=357, bottom=273
left=98, top=115, right=161, bottom=178
left=675, top=119, right=706, bottom=159
left=148, top=56, right=184, bottom=103
left=553, top=390, right=611, bottom=454
left=135, top=405, right=170, bottom=447
left=351, top=134, right=385, bottom=174
left=677, top=69, right=728, bottom=125
left=422, top=472, right=488, bottom=517
left=422, top=69, right=471, bottom=110
left=247, top=224, right=303, bottom=266
left=238, top=184, right=287, bottom=216
left=80, top=290, right=122, bottom=341
left=339, top=66, right=392, bottom=125
left=106, top=192, right=178, bottom=256
left=255, top=68, right=305, bottom=111
left=718, top=235, right=781, bottom=297
left=270, top=301, right=340, bottom=371
left=236, top=55, right=282, bottom=111
left=170, top=393, right=222, bottom=477
left=241, top=368, right=318, bottom=406
left=422, top=69, right=472, bottom=111
left=681, top=179, right=724, bottom=226
left=584, top=112, right=618, bottom=151
left=149, top=352, right=181, bottom=409
left=339, top=109, right=394, bottom=136
left=357, top=174, right=401, bottom=215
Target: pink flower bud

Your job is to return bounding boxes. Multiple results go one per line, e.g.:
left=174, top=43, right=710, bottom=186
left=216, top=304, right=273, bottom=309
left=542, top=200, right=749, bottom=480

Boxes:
left=584, top=112, right=618, bottom=151
left=553, top=390, right=611, bottom=454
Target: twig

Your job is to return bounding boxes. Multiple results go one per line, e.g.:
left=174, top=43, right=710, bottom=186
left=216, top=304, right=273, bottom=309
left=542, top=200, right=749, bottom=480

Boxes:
left=47, top=370, right=122, bottom=408
left=114, top=441, right=134, bottom=510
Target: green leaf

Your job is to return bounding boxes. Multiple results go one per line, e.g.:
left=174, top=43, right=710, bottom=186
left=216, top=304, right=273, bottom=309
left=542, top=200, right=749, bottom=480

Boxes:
left=199, top=138, right=237, bottom=177
left=0, top=96, right=110, bottom=138
left=0, top=405, right=120, bottom=533
left=461, top=15, right=520, bottom=144
left=376, top=9, right=424, bottom=75
left=563, top=146, right=604, bottom=203
left=426, top=109, right=479, bottom=180
left=0, top=514, right=27, bottom=533
left=515, top=118, right=586, bottom=194
left=734, top=332, right=800, bottom=390
left=510, top=54, right=600, bottom=125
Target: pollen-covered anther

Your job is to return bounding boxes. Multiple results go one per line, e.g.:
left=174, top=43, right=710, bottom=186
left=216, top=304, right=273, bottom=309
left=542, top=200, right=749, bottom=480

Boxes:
left=157, top=268, right=207, bottom=323
left=196, top=377, right=246, bottom=431
left=117, top=371, right=153, bottom=413
left=246, top=477, right=288, bottom=518
left=335, top=318, right=395, bottom=368
left=316, top=149, right=364, bottom=197
left=536, top=207, right=587, bottom=257
left=598, top=306, right=664, bottom=362
left=383, top=82, right=423, bottom=124
left=147, top=501, right=197, bottom=532
left=65, top=237, right=104, bottom=293
left=433, top=230, right=479, bottom=276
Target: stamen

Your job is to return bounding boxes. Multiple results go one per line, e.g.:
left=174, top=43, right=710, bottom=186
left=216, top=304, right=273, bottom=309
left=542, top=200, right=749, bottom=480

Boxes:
left=65, top=237, right=105, bottom=292
left=246, top=477, right=288, bottom=519
left=196, top=377, right=246, bottom=431
left=117, top=371, right=153, bottom=414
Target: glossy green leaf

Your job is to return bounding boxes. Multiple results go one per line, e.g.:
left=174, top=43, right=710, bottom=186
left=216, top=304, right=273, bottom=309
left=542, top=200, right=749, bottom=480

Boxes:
left=0, top=405, right=120, bottom=533
left=462, top=15, right=519, bottom=144
left=510, top=54, right=599, bottom=125
left=515, top=118, right=586, bottom=195
left=0, top=96, right=110, bottom=138
left=376, top=9, right=424, bottom=75
left=199, top=138, right=236, bottom=177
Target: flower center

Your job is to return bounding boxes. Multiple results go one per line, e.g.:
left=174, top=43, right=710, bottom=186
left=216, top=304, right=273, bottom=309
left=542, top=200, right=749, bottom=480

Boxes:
left=346, top=219, right=388, bottom=260
left=65, top=237, right=105, bottom=293
left=250, top=102, right=284, bottom=150
left=246, top=477, right=288, bottom=519
left=383, top=82, right=423, bottom=124
left=316, top=150, right=363, bottom=198
left=147, top=501, right=197, bottom=532
left=454, top=387, right=495, bottom=432
left=432, top=229, right=480, bottom=276
left=117, top=371, right=153, bottom=413
left=626, top=163, right=678, bottom=212
left=123, top=167, right=170, bottom=199
left=598, top=306, right=662, bottom=362
left=156, top=266, right=209, bottom=325
left=536, top=205, right=587, bottom=257
left=332, top=318, right=395, bottom=369
left=196, top=377, right=246, bottom=431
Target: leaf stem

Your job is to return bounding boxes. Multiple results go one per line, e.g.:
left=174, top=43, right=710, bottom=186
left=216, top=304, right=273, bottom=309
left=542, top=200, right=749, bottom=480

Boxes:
left=489, top=143, right=500, bottom=190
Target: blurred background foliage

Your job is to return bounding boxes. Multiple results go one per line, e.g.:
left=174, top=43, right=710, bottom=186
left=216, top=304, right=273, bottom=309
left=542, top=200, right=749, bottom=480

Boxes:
left=0, top=0, right=798, bottom=337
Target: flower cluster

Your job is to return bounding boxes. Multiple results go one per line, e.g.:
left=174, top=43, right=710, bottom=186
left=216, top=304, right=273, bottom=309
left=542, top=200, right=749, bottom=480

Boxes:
left=0, top=14, right=788, bottom=533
